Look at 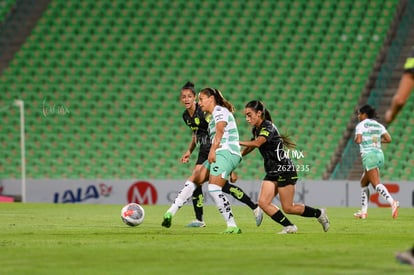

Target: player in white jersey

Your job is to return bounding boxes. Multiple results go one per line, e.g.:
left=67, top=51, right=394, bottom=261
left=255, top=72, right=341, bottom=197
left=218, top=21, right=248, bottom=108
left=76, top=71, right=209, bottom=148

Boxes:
left=354, top=104, right=399, bottom=219
left=161, top=82, right=262, bottom=229
left=197, top=87, right=243, bottom=233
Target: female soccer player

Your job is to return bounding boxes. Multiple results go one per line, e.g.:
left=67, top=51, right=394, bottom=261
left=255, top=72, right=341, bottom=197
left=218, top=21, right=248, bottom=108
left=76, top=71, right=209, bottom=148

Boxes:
left=353, top=104, right=399, bottom=219
left=161, top=84, right=262, bottom=230
left=239, top=100, right=330, bottom=234
left=196, top=87, right=244, bottom=233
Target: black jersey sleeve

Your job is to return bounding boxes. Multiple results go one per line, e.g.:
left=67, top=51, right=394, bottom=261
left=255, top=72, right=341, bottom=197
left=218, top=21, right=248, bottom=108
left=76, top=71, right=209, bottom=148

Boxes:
left=257, top=121, right=275, bottom=141
left=404, top=47, right=414, bottom=73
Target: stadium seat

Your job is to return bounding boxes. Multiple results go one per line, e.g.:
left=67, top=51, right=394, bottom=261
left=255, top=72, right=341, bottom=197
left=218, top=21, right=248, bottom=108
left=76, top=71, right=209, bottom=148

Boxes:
left=0, top=0, right=402, bottom=180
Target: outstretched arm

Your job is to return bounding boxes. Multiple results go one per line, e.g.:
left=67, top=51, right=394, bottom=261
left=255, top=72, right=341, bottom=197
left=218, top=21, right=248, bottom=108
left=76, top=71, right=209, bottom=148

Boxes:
left=385, top=72, right=414, bottom=124
left=240, top=136, right=267, bottom=156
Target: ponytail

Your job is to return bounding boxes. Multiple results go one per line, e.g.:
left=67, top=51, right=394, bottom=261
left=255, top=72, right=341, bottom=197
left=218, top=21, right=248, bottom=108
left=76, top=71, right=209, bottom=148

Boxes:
left=281, top=135, right=296, bottom=149
left=263, top=109, right=272, bottom=122
left=245, top=100, right=272, bottom=122
left=200, top=87, right=235, bottom=113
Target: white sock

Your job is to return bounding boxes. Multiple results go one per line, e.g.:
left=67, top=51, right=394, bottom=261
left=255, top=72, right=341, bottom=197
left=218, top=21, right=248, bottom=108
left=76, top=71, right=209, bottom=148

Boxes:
left=167, top=180, right=196, bottom=215
left=208, top=184, right=237, bottom=227
left=375, top=184, right=394, bottom=205
left=361, top=187, right=370, bottom=213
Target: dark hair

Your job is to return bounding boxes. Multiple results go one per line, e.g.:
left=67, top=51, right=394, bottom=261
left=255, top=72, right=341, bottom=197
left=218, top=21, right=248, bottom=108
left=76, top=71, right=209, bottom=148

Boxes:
left=245, top=100, right=272, bottom=122
left=359, top=104, right=377, bottom=119
left=245, top=100, right=295, bottom=149
left=181, top=81, right=195, bottom=95
left=200, top=87, right=235, bottom=113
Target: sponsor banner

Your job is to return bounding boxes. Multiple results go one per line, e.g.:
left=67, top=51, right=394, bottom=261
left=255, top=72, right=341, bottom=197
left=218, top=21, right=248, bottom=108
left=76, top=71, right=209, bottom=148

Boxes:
left=0, top=179, right=413, bottom=207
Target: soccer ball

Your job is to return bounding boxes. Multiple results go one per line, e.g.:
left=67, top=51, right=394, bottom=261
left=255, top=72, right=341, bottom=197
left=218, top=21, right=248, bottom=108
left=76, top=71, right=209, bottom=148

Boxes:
left=121, top=203, right=145, bottom=226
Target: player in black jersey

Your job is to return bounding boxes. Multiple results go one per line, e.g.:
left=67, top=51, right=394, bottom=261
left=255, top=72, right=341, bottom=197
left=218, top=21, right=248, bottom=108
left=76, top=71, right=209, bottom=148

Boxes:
left=239, top=100, right=330, bottom=234
left=161, top=82, right=263, bottom=228
left=385, top=46, right=414, bottom=124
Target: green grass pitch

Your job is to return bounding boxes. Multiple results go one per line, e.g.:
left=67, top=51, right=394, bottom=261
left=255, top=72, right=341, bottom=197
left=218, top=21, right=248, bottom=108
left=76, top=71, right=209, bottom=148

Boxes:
left=1, top=203, right=413, bottom=274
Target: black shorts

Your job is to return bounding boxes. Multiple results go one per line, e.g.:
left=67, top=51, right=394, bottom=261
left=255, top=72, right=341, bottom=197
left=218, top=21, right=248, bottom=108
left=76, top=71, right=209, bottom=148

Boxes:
left=263, top=170, right=298, bottom=187
left=195, top=144, right=210, bottom=165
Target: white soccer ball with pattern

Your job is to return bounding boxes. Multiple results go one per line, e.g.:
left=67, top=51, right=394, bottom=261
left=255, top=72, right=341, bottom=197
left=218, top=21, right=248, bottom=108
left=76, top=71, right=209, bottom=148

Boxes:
left=121, top=203, right=145, bottom=226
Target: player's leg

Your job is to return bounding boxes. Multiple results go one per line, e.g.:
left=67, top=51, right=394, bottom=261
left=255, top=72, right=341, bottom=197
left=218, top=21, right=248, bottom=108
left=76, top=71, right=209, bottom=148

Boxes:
left=354, top=171, right=370, bottom=219
left=186, top=164, right=209, bottom=227
left=187, top=184, right=205, bottom=227
left=258, top=180, right=297, bottom=234
left=162, top=165, right=208, bottom=228
left=208, top=151, right=241, bottom=233
left=365, top=152, right=399, bottom=218
left=368, top=168, right=399, bottom=219
left=277, top=179, right=329, bottom=232
left=222, top=177, right=262, bottom=226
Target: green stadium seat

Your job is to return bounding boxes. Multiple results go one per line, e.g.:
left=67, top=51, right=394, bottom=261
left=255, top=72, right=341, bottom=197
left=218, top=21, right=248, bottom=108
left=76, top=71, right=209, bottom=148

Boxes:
left=0, top=0, right=402, bottom=180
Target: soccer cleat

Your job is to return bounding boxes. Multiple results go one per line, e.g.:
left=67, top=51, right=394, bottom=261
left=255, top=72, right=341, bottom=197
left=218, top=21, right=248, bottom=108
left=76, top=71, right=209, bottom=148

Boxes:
left=222, top=226, right=242, bottom=234
left=317, top=208, right=330, bottom=232
left=395, top=249, right=414, bottom=267
left=278, top=225, right=298, bottom=234
left=391, top=200, right=400, bottom=219
left=353, top=210, right=368, bottom=219
left=253, top=207, right=264, bottom=227
left=161, top=212, right=172, bottom=228
left=186, top=220, right=206, bottom=228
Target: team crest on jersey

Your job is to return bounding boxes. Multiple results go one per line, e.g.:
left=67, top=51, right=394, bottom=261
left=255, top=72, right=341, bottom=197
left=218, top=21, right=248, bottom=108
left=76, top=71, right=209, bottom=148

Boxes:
left=259, top=128, right=270, bottom=136
left=195, top=117, right=200, bottom=125
left=205, top=113, right=212, bottom=123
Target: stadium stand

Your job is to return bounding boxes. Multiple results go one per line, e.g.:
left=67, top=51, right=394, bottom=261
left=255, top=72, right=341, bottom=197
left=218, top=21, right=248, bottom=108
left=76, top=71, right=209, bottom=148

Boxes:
left=0, top=0, right=407, bottom=180
left=0, top=0, right=15, bottom=24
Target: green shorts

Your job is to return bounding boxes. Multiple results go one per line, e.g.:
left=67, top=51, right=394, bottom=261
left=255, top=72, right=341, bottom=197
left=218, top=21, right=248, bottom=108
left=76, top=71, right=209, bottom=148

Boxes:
left=203, top=150, right=241, bottom=179
left=362, top=151, right=384, bottom=171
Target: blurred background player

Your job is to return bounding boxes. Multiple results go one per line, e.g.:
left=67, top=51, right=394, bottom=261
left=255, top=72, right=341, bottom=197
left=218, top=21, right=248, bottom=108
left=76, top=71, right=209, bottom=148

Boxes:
left=385, top=47, right=414, bottom=124
left=162, top=84, right=262, bottom=229
left=239, top=100, right=330, bottom=234
left=354, top=104, right=399, bottom=219
left=396, top=245, right=414, bottom=268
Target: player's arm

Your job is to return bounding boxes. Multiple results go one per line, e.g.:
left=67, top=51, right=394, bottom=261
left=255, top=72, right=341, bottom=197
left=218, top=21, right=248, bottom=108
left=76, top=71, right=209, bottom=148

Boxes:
left=354, top=124, right=363, bottom=144
left=240, top=145, right=255, bottom=157
left=354, top=134, right=362, bottom=144
left=240, top=136, right=267, bottom=148
left=181, top=134, right=196, bottom=163
left=381, top=132, right=392, bottom=143
left=385, top=72, right=414, bottom=123
left=208, top=121, right=226, bottom=163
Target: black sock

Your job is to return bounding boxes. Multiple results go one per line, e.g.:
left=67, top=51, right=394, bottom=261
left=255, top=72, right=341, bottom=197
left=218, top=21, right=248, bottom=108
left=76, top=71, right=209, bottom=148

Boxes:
left=192, top=185, right=204, bottom=221
left=271, top=210, right=293, bottom=226
left=301, top=205, right=321, bottom=218
left=222, top=181, right=258, bottom=210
